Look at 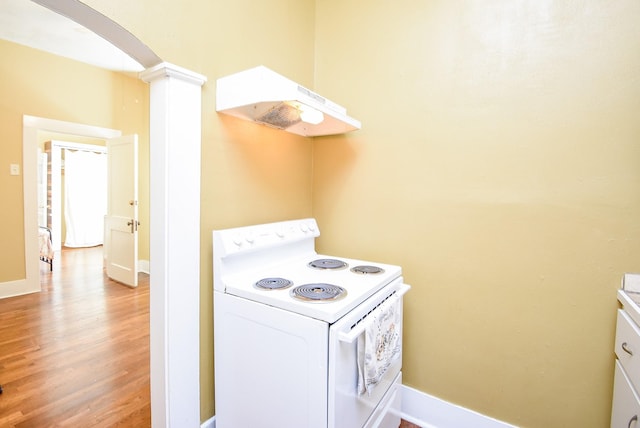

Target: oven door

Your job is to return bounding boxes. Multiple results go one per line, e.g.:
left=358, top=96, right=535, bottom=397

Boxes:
left=328, top=278, right=410, bottom=428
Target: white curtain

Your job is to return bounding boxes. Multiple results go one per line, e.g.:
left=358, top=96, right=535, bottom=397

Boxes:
left=64, top=149, right=107, bottom=247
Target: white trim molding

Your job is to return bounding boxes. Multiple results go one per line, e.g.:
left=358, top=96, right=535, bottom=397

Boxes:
left=201, top=386, right=518, bottom=428
left=138, top=259, right=150, bottom=275
left=400, top=385, right=518, bottom=428
left=0, top=279, right=38, bottom=300
left=201, top=416, right=215, bottom=428
left=2, top=115, right=122, bottom=301
left=140, top=62, right=206, bottom=428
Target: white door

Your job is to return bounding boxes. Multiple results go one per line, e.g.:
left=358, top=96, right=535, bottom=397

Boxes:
left=105, top=134, right=139, bottom=287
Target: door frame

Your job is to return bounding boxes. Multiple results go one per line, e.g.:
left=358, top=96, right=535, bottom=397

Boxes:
left=21, top=116, right=121, bottom=298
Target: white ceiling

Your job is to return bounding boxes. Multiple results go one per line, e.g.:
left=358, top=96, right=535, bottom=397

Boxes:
left=0, top=0, right=144, bottom=72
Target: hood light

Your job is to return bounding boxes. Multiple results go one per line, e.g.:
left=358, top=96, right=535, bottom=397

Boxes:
left=298, top=105, right=324, bottom=125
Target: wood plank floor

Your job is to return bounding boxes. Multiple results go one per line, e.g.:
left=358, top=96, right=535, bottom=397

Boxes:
left=0, top=246, right=150, bottom=427
left=399, top=419, right=421, bottom=428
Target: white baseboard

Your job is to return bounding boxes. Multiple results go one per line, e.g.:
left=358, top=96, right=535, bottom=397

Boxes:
left=104, top=258, right=149, bottom=275
left=0, top=278, right=40, bottom=299
left=138, top=259, right=150, bottom=274
left=200, top=385, right=517, bottom=428
left=400, top=385, right=518, bottom=428
left=201, top=415, right=215, bottom=428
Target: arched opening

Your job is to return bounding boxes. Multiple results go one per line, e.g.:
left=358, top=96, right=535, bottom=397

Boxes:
left=9, top=1, right=205, bottom=425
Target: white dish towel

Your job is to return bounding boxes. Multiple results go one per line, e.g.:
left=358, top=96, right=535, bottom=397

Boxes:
left=357, top=293, right=402, bottom=395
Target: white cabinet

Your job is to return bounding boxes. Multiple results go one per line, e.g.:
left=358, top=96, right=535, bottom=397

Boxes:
left=612, top=360, right=640, bottom=428
left=613, top=291, right=640, bottom=427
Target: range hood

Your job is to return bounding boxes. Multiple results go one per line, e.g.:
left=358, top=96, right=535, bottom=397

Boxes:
left=216, top=66, right=361, bottom=137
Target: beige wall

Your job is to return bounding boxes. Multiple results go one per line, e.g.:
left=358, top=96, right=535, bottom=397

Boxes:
left=7, top=1, right=640, bottom=427
left=0, top=39, right=150, bottom=281
left=312, top=1, right=640, bottom=427
left=82, top=0, right=319, bottom=419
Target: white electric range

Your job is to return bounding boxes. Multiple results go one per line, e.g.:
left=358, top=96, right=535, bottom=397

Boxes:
left=213, top=218, right=410, bottom=428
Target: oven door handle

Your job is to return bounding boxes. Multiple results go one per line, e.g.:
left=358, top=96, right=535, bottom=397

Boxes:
left=338, top=283, right=410, bottom=344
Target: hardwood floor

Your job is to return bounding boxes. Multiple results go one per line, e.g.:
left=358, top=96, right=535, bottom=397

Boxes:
left=0, top=246, right=150, bottom=427
left=399, top=419, right=422, bottom=428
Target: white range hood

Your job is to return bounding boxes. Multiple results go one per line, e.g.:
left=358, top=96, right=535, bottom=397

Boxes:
left=216, top=66, right=361, bottom=137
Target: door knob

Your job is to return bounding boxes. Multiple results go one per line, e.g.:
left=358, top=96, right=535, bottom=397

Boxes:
left=127, top=220, right=139, bottom=233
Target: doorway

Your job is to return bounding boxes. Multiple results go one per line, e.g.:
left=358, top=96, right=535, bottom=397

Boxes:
left=25, top=120, right=120, bottom=283
left=43, top=139, right=108, bottom=253
left=19, top=117, right=121, bottom=297
left=16, top=3, right=205, bottom=423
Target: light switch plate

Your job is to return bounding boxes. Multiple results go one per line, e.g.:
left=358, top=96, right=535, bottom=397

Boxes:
left=10, top=163, right=20, bottom=176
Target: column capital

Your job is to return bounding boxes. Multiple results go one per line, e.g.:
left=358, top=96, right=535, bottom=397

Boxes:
left=140, top=62, right=207, bottom=86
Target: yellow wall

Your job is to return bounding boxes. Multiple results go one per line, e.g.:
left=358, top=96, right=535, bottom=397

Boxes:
left=82, top=0, right=318, bottom=419
left=9, top=1, right=640, bottom=427
left=0, top=39, right=150, bottom=282
left=312, top=1, right=640, bottom=427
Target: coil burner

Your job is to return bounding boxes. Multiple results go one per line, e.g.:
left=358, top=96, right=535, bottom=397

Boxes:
left=255, top=277, right=293, bottom=290
left=291, top=283, right=347, bottom=302
left=350, top=265, right=385, bottom=275
left=308, top=258, right=348, bottom=270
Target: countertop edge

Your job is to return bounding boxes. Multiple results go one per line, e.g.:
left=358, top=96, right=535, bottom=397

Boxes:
left=618, top=289, right=640, bottom=327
